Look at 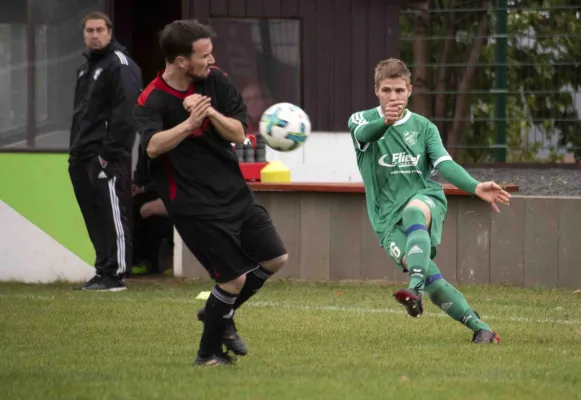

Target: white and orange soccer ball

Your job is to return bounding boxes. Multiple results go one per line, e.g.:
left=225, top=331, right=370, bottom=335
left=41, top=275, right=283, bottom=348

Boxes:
left=258, top=102, right=311, bottom=152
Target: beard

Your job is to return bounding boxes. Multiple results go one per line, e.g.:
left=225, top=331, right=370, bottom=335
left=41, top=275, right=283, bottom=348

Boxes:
left=186, top=66, right=210, bottom=82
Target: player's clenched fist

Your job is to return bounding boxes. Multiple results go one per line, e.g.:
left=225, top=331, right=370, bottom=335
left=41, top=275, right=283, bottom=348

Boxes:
left=183, top=94, right=207, bottom=112
left=183, top=95, right=211, bottom=130
left=384, top=100, right=405, bottom=126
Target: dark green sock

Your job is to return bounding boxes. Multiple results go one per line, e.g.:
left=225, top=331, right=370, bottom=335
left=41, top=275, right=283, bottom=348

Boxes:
left=425, top=261, right=491, bottom=332
left=402, top=206, right=431, bottom=294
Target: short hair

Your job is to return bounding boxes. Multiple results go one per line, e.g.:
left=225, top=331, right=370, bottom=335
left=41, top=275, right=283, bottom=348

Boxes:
left=159, top=20, right=215, bottom=63
left=82, top=12, right=113, bottom=30
left=374, top=58, right=412, bottom=87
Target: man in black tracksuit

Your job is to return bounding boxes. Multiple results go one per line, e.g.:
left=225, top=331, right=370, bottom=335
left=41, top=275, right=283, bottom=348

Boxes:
left=69, top=12, right=142, bottom=291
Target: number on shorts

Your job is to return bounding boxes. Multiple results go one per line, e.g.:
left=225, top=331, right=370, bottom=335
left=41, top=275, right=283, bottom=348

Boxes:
left=389, top=242, right=401, bottom=259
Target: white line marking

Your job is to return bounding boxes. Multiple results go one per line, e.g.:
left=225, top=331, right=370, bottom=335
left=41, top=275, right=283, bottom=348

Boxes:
left=0, top=293, right=579, bottom=326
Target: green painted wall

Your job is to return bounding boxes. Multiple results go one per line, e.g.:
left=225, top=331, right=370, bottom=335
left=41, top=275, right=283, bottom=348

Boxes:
left=0, top=153, right=94, bottom=264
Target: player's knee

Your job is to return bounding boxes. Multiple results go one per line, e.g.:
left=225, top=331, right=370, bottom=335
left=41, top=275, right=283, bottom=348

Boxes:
left=218, top=274, right=247, bottom=295
left=401, top=255, right=408, bottom=270
left=260, top=253, right=288, bottom=274
left=403, top=201, right=431, bottom=229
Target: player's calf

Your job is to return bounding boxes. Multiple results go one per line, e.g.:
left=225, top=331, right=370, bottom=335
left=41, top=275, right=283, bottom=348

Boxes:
left=402, top=203, right=432, bottom=293
left=197, top=255, right=288, bottom=356
left=197, top=307, right=248, bottom=356
left=196, top=277, right=244, bottom=364
left=425, top=267, right=500, bottom=343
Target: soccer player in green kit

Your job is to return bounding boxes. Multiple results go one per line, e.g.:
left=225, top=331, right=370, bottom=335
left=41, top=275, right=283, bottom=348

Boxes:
left=348, top=58, right=511, bottom=344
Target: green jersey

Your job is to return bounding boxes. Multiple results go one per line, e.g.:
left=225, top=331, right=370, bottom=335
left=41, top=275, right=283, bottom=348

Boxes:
left=347, top=107, right=452, bottom=244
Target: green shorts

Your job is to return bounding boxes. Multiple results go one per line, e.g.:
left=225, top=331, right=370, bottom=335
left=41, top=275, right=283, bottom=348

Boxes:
left=381, top=194, right=447, bottom=272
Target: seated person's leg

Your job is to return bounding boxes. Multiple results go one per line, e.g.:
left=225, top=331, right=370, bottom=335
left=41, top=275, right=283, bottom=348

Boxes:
left=132, top=194, right=167, bottom=276
left=140, top=198, right=168, bottom=219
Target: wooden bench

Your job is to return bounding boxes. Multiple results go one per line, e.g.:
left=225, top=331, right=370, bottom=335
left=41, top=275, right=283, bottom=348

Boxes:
left=247, top=182, right=520, bottom=196
left=176, top=182, right=581, bottom=289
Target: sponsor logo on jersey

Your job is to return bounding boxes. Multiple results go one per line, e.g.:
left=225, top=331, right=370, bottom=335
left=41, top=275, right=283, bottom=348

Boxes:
left=378, top=152, right=420, bottom=168
left=93, top=68, right=103, bottom=80
left=403, top=131, right=419, bottom=146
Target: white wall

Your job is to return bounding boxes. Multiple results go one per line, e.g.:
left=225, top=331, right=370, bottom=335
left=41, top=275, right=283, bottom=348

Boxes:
left=265, top=132, right=363, bottom=182
left=0, top=201, right=94, bottom=283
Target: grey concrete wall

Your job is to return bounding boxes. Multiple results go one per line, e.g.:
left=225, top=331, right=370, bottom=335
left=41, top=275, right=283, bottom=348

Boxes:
left=180, top=193, right=581, bottom=289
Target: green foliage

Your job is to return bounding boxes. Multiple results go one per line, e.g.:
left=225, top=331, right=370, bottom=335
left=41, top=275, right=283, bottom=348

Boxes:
left=400, top=1, right=581, bottom=162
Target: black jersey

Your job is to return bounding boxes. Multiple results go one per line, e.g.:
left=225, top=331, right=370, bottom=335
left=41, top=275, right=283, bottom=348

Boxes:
left=70, top=41, right=142, bottom=162
left=134, top=67, right=252, bottom=218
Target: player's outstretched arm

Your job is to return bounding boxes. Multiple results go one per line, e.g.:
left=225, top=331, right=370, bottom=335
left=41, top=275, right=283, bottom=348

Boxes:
left=427, top=123, right=511, bottom=212
left=437, top=162, right=511, bottom=212
left=348, top=116, right=387, bottom=144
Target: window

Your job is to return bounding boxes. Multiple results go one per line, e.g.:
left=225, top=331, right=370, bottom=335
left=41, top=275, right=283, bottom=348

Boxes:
left=210, top=18, right=301, bottom=135
left=0, top=0, right=107, bottom=150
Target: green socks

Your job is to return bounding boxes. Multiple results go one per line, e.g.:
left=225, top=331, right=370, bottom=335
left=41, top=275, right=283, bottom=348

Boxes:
left=425, top=261, right=492, bottom=332
left=402, top=206, right=431, bottom=294
left=402, top=205, right=492, bottom=333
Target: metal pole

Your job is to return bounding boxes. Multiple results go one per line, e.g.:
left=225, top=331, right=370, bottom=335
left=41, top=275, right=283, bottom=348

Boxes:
left=26, top=0, right=36, bottom=148
left=493, top=0, right=507, bottom=162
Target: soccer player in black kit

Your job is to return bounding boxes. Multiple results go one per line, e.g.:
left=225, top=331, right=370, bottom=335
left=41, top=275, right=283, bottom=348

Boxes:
left=134, top=20, right=288, bottom=366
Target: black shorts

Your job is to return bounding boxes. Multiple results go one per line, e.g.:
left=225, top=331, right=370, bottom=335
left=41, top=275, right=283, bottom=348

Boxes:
left=172, top=202, right=287, bottom=283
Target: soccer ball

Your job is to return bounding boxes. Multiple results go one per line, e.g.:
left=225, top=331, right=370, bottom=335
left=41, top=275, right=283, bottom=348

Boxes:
left=259, top=102, right=311, bottom=152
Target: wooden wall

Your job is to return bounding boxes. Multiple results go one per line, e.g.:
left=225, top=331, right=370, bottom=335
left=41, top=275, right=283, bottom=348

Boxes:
left=179, top=194, right=581, bottom=289
left=182, top=0, right=401, bottom=131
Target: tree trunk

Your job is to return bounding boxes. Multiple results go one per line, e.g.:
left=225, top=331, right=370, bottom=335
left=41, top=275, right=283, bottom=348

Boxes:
left=447, top=0, right=491, bottom=159
left=411, top=1, right=431, bottom=117
left=434, top=0, right=457, bottom=140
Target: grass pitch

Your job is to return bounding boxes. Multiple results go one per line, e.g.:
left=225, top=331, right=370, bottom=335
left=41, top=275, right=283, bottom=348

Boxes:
left=1, top=279, right=580, bottom=400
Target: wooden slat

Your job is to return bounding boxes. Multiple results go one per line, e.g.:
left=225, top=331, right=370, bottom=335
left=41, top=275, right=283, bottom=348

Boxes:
left=384, top=4, right=400, bottom=57
left=182, top=0, right=191, bottom=19
left=366, top=0, right=386, bottom=105
left=523, top=197, right=559, bottom=288
left=333, top=0, right=352, bottom=131
left=329, top=193, right=362, bottom=279
left=490, top=197, right=525, bottom=286
left=191, top=0, right=210, bottom=22
left=247, top=182, right=520, bottom=196
left=456, top=198, right=491, bottom=284
left=245, top=0, right=263, bottom=16
left=557, top=197, right=581, bottom=289
left=315, top=0, right=335, bottom=130
left=228, top=0, right=246, bottom=17
left=299, top=0, right=317, bottom=127
left=359, top=201, right=392, bottom=280
left=299, top=193, right=331, bottom=280
left=281, top=0, right=299, bottom=16
left=210, top=0, right=228, bottom=16
left=350, top=0, right=369, bottom=114
left=433, top=196, right=458, bottom=283
left=263, top=0, right=281, bottom=16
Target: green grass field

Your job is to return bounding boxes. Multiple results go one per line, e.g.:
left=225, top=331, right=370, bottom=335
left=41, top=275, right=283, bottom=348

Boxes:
left=1, top=279, right=580, bottom=400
